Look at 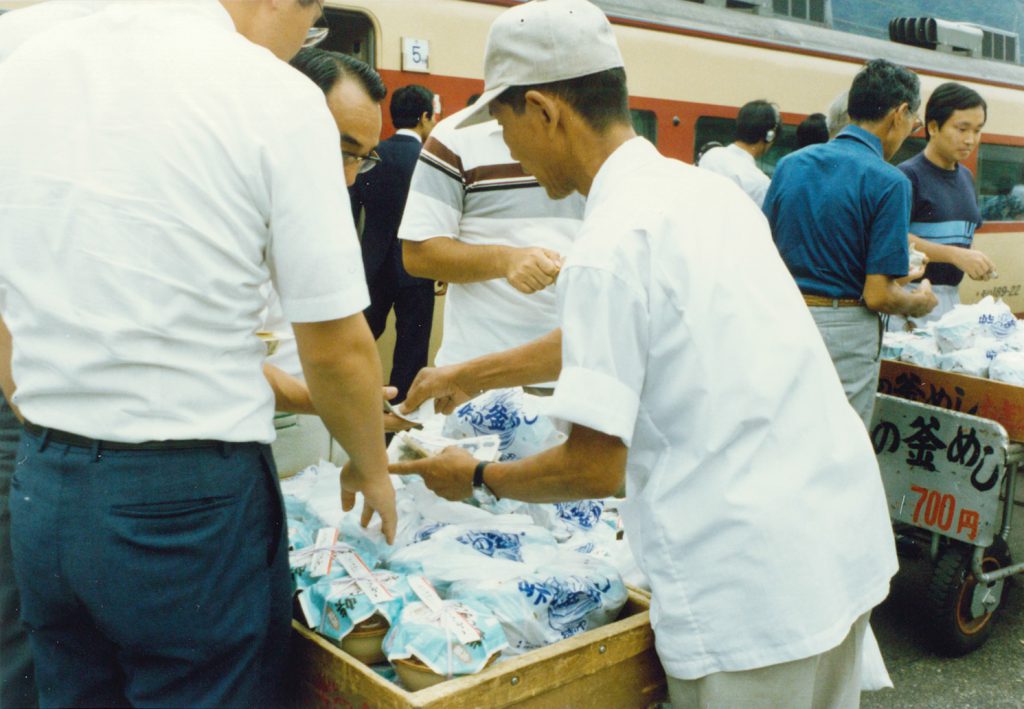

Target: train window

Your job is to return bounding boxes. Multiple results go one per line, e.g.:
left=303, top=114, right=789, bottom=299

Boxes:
left=772, top=0, right=829, bottom=26
left=978, top=143, right=1024, bottom=221
left=318, top=8, right=375, bottom=66
left=889, top=136, right=925, bottom=166
left=631, top=109, right=657, bottom=145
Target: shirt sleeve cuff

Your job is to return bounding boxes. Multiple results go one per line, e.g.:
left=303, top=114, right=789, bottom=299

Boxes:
left=281, top=283, right=370, bottom=323
left=541, top=365, right=639, bottom=447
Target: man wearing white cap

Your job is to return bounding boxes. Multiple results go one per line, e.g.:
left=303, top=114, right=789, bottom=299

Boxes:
left=393, top=1, right=897, bottom=706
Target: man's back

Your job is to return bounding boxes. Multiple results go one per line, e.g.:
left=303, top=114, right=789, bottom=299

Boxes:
left=764, top=126, right=910, bottom=298
left=0, top=2, right=360, bottom=443
left=550, top=137, right=896, bottom=677
left=353, top=132, right=423, bottom=285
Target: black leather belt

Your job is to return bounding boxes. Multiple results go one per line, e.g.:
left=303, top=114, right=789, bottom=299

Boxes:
left=24, top=421, right=224, bottom=451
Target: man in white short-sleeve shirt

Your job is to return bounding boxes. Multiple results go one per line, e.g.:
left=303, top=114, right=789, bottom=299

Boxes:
left=697, top=99, right=779, bottom=208
left=393, top=3, right=897, bottom=707
left=0, top=2, right=395, bottom=705
left=398, top=104, right=585, bottom=376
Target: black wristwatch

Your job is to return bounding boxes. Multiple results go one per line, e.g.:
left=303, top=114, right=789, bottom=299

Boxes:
left=472, top=461, right=498, bottom=499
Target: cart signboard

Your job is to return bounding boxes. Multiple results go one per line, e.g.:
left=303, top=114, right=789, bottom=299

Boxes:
left=871, top=394, right=1009, bottom=547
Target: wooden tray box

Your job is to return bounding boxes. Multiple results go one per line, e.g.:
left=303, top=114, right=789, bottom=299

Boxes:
left=290, top=588, right=666, bottom=709
left=878, top=360, right=1024, bottom=442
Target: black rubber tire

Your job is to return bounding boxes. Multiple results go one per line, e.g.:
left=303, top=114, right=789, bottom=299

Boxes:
left=925, top=538, right=1012, bottom=656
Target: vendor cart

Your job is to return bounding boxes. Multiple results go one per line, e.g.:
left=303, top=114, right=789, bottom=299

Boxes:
left=873, top=360, right=1024, bottom=655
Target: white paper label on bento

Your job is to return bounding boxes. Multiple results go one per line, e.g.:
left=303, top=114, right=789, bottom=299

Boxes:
left=445, top=603, right=482, bottom=644
left=408, top=575, right=444, bottom=614
left=309, top=527, right=339, bottom=577
left=334, top=550, right=394, bottom=604
left=296, top=590, right=315, bottom=628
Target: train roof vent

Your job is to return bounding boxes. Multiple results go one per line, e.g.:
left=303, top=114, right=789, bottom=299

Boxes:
left=889, top=17, right=983, bottom=57
left=699, top=0, right=770, bottom=14
left=980, top=26, right=1019, bottom=64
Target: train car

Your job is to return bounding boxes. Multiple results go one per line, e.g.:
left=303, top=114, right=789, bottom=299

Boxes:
left=309, top=0, right=1024, bottom=312
left=3, top=0, right=1022, bottom=371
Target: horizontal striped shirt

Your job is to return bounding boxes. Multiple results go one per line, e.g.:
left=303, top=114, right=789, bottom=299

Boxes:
left=399, top=111, right=584, bottom=369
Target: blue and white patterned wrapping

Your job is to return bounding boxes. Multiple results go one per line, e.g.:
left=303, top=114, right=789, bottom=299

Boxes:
left=385, top=520, right=560, bottom=593
left=287, top=518, right=317, bottom=552
left=443, top=388, right=565, bottom=462
left=448, top=552, right=627, bottom=654
left=299, top=572, right=414, bottom=643
left=383, top=599, right=507, bottom=676
left=525, top=500, right=609, bottom=544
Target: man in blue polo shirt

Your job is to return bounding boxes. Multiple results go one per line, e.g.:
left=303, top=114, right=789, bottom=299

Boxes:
left=763, top=59, right=937, bottom=427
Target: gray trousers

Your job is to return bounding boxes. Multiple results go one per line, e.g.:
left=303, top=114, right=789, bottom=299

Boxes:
left=667, top=612, right=870, bottom=709
left=809, top=306, right=882, bottom=429
left=1, top=398, right=36, bottom=708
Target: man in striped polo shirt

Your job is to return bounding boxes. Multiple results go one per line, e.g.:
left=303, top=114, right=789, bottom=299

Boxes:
left=398, top=105, right=585, bottom=384
left=890, top=82, right=995, bottom=329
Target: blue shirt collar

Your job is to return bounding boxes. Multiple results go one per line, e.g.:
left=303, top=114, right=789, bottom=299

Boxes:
left=836, top=125, right=884, bottom=159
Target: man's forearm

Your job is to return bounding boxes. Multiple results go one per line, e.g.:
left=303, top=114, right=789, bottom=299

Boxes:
left=458, top=328, right=563, bottom=392
left=403, top=238, right=515, bottom=283
left=908, top=234, right=958, bottom=265
left=262, top=363, right=316, bottom=415
left=0, top=314, right=16, bottom=413
left=486, top=425, right=626, bottom=502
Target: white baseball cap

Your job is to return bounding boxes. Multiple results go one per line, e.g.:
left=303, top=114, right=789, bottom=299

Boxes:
left=456, top=0, right=624, bottom=129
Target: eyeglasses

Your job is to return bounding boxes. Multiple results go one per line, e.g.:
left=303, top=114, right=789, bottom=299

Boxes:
left=342, top=149, right=381, bottom=175
left=303, top=0, right=328, bottom=48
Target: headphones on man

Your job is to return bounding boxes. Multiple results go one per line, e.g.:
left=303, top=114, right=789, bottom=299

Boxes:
left=765, top=106, right=781, bottom=144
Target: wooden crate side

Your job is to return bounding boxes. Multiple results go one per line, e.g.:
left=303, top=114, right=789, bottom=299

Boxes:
left=291, top=588, right=665, bottom=709
left=291, top=621, right=418, bottom=709
left=878, top=360, right=1024, bottom=441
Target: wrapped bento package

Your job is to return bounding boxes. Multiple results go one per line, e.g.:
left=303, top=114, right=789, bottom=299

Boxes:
left=989, top=351, right=1024, bottom=386
left=524, top=499, right=612, bottom=544
left=898, top=335, right=940, bottom=368
left=385, top=519, right=560, bottom=594
left=383, top=594, right=507, bottom=686
left=383, top=477, right=499, bottom=557
left=443, top=388, right=567, bottom=462
left=289, top=526, right=385, bottom=590
left=448, top=551, right=627, bottom=655
left=298, top=571, right=416, bottom=663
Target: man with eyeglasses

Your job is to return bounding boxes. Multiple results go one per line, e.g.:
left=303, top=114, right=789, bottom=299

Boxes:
left=351, top=85, right=439, bottom=403
left=0, top=2, right=397, bottom=706
left=763, top=58, right=938, bottom=428
left=259, top=48, right=396, bottom=475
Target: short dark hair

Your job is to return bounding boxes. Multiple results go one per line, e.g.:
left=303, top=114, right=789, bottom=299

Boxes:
left=735, top=100, right=779, bottom=144
left=925, top=82, right=986, bottom=139
left=390, top=85, right=434, bottom=129
left=494, top=67, right=631, bottom=133
left=847, top=58, right=920, bottom=123
left=290, top=48, right=387, bottom=103
left=796, top=113, right=829, bottom=148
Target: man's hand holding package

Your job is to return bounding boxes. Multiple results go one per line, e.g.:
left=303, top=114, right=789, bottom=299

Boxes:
left=401, top=364, right=479, bottom=416
left=389, top=446, right=477, bottom=501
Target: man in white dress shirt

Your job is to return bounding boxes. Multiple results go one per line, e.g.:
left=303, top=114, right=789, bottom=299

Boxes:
left=697, top=99, right=779, bottom=208
left=392, top=2, right=896, bottom=707
left=0, top=1, right=395, bottom=705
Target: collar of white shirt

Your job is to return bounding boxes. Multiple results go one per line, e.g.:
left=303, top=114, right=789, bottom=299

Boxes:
left=586, top=137, right=654, bottom=219
left=395, top=128, right=422, bottom=143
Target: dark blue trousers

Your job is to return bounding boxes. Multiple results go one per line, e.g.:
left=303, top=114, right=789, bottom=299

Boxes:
left=1, top=399, right=36, bottom=708
left=8, top=430, right=292, bottom=708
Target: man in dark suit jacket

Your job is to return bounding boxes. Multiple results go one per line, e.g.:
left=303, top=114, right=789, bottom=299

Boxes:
left=351, top=85, right=437, bottom=401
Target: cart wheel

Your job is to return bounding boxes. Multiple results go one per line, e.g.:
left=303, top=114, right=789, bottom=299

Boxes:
left=925, top=538, right=1012, bottom=656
